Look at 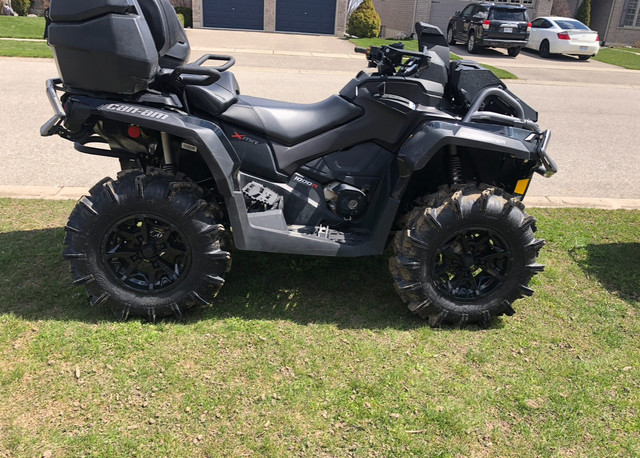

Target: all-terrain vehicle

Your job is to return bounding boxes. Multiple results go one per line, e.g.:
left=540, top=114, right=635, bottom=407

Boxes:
left=41, top=0, right=556, bottom=327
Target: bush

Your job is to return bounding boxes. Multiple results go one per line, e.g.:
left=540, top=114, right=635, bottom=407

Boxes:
left=346, top=0, right=380, bottom=38
left=176, top=13, right=184, bottom=27
left=11, top=0, right=30, bottom=16
left=575, top=0, right=591, bottom=27
left=174, top=6, right=192, bottom=28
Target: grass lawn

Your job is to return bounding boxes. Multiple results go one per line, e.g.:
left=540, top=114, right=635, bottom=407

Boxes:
left=349, top=37, right=517, bottom=79
left=0, top=16, right=50, bottom=58
left=0, top=16, right=46, bottom=39
left=1, top=198, right=639, bottom=456
left=595, top=47, right=640, bottom=70
left=0, top=39, right=52, bottom=58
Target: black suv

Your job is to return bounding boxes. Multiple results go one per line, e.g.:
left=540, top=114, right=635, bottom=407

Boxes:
left=447, top=3, right=530, bottom=57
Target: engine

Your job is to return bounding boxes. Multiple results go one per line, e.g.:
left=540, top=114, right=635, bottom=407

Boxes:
left=324, top=182, right=368, bottom=218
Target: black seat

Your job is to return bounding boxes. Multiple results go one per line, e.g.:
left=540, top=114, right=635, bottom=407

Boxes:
left=219, top=95, right=362, bottom=146
left=185, top=72, right=240, bottom=116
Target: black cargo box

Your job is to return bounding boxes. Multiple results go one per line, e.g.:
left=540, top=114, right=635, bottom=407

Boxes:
left=48, top=0, right=159, bottom=95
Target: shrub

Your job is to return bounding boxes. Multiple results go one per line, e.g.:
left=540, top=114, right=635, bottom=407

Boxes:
left=346, top=0, right=380, bottom=38
left=575, top=0, right=591, bottom=27
left=11, top=0, right=30, bottom=15
left=176, top=13, right=185, bottom=27
left=174, top=6, right=192, bottom=28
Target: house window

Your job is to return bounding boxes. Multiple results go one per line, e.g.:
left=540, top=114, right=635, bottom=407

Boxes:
left=622, top=0, right=640, bottom=27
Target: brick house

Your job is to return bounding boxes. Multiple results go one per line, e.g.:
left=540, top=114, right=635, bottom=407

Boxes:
left=373, top=0, right=640, bottom=46
left=30, top=0, right=640, bottom=45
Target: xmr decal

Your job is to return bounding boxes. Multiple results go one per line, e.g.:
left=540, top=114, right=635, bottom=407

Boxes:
left=231, top=131, right=260, bottom=145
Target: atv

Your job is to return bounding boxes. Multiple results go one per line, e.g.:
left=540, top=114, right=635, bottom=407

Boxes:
left=41, top=0, right=556, bottom=327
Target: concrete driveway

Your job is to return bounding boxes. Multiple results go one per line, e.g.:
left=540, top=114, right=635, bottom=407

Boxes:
left=0, top=29, right=639, bottom=209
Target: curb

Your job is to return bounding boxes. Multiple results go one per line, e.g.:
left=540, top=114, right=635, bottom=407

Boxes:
left=1, top=186, right=639, bottom=210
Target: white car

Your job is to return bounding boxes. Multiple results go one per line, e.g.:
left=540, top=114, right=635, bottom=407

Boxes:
left=526, top=17, right=600, bottom=60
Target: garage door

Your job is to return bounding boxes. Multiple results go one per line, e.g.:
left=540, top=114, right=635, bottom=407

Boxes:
left=276, top=0, right=336, bottom=34
left=203, top=0, right=264, bottom=31
left=429, top=0, right=469, bottom=33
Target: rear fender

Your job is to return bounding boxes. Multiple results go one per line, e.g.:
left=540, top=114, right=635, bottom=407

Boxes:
left=75, top=97, right=240, bottom=198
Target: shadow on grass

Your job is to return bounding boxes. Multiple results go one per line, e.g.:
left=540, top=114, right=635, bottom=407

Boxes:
left=0, top=228, right=423, bottom=330
left=0, top=228, right=505, bottom=331
left=573, top=243, right=640, bottom=304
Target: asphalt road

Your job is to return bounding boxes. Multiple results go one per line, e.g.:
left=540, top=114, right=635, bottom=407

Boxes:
left=0, top=29, right=638, bottom=205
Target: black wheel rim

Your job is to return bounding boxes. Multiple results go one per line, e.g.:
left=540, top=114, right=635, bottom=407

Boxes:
left=430, top=227, right=512, bottom=302
left=102, top=215, right=191, bottom=292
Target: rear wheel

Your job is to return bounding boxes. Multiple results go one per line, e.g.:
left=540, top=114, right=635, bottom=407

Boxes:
left=578, top=55, right=591, bottom=61
left=539, top=40, right=550, bottom=58
left=467, top=31, right=479, bottom=54
left=389, top=185, right=544, bottom=327
left=507, top=47, right=521, bottom=57
left=63, top=168, right=231, bottom=321
left=447, top=27, right=456, bottom=45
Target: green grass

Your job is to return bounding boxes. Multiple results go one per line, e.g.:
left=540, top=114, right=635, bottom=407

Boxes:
left=594, top=47, right=640, bottom=70
left=0, top=39, right=52, bottom=58
left=349, top=37, right=517, bottom=79
left=0, top=16, right=50, bottom=58
left=0, top=16, right=46, bottom=39
left=1, top=198, right=639, bottom=455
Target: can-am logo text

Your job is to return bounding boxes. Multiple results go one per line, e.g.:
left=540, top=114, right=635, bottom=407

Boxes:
left=103, top=103, right=169, bottom=120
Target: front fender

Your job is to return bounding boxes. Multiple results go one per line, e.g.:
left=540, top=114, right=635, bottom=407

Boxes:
left=398, top=120, right=539, bottom=171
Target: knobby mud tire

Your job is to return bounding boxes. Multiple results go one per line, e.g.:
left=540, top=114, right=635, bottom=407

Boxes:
left=390, top=185, right=545, bottom=327
left=63, top=168, right=231, bottom=321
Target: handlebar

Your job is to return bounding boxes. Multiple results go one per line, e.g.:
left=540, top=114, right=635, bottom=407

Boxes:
left=355, top=44, right=430, bottom=77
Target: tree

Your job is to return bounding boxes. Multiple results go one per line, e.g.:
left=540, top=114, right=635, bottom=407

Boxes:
left=575, top=0, right=591, bottom=27
left=346, top=0, right=381, bottom=38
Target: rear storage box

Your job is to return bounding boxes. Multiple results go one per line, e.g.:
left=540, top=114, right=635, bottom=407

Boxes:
left=48, top=0, right=159, bottom=94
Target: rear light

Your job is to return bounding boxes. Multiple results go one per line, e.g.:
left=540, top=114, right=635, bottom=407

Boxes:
left=527, top=22, right=532, bottom=32
left=596, top=34, right=600, bottom=42
left=482, top=20, right=491, bottom=30
left=557, top=32, right=571, bottom=40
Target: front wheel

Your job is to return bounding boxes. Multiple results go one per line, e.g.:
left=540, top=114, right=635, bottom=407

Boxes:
left=63, top=168, right=231, bottom=321
left=389, top=185, right=545, bottom=327
left=507, top=47, right=521, bottom=57
left=467, top=31, right=479, bottom=54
